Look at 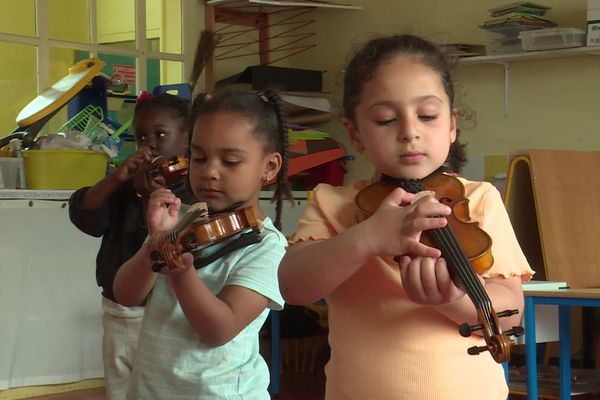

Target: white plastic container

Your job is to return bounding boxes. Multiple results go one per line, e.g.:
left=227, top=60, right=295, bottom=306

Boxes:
left=519, top=27, right=586, bottom=51
left=0, top=157, right=24, bottom=189
left=481, top=24, right=542, bottom=55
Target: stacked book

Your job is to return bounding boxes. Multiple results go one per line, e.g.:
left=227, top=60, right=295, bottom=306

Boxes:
left=479, top=2, right=555, bottom=54
left=481, top=2, right=555, bottom=31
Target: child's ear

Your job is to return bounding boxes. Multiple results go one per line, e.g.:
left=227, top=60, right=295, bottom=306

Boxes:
left=449, top=111, right=457, bottom=143
left=343, top=118, right=365, bottom=154
left=264, top=152, right=283, bottom=183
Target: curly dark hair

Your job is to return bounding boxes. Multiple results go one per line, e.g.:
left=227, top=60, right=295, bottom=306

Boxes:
left=342, top=34, right=467, bottom=173
left=189, top=89, right=293, bottom=231
left=133, top=93, right=190, bottom=127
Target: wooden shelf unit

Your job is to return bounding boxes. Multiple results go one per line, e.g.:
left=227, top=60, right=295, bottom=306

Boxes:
left=203, top=0, right=361, bottom=90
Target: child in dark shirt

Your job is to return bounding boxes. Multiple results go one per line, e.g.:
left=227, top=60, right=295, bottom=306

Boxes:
left=68, top=93, right=190, bottom=400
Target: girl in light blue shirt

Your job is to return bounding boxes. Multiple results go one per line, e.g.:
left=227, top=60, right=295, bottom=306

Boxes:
left=114, top=88, right=293, bottom=399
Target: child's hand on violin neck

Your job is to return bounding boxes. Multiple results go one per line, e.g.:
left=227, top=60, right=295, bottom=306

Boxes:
left=397, top=256, right=470, bottom=305
left=161, top=253, right=194, bottom=277
left=146, top=231, right=194, bottom=275
left=147, top=188, right=182, bottom=234
left=363, top=187, right=451, bottom=259
left=114, top=146, right=154, bottom=182
left=133, top=162, right=166, bottom=199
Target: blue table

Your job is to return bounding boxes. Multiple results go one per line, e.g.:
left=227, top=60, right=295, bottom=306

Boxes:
left=270, top=310, right=281, bottom=396
left=523, top=288, right=600, bottom=400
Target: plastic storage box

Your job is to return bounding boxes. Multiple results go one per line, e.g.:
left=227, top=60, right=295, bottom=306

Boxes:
left=482, top=24, right=543, bottom=55
left=22, top=149, right=107, bottom=190
left=519, top=28, right=586, bottom=51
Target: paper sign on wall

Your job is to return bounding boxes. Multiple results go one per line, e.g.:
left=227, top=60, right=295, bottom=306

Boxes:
left=112, top=64, right=136, bottom=83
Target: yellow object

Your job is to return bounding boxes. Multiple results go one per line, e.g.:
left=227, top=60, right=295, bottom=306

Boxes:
left=483, top=154, right=508, bottom=183
left=0, top=379, right=104, bottom=400
left=16, top=58, right=105, bottom=128
left=22, top=149, right=107, bottom=189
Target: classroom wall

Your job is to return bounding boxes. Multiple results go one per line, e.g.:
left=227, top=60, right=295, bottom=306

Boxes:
left=282, top=0, right=599, bottom=183
left=5, top=1, right=597, bottom=178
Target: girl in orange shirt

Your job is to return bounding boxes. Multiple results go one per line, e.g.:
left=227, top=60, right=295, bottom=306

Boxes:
left=279, top=34, right=533, bottom=400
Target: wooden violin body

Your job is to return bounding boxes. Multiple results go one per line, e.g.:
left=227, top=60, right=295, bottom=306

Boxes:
left=355, top=172, right=522, bottom=363
left=150, top=155, right=189, bottom=186
left=356, top=173, right=493, bottom=274
left=154, top=206, right=259, bottom=271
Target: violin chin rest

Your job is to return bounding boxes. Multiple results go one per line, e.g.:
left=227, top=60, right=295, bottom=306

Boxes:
left=188, top=202, right=208, bottom=215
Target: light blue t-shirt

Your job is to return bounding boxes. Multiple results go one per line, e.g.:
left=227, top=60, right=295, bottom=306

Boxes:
left=128, top=217, right=286, bottom=400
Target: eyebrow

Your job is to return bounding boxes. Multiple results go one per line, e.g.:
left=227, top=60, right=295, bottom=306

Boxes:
left=190, top=143, right=247, bottom=153
left=368, top=95, right=443, bottom=109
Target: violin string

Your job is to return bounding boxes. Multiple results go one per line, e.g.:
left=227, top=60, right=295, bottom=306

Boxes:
left=429, top=227, right=484, bottom=303
left=438, top=226, right=494, bottom=322
left=429, top=227, right=495, bottom=329
left=400, top=180, right=488, bottom=309
left=397, top=178, right=498, bottom=333
left=433, top=228, right=495, bottom=332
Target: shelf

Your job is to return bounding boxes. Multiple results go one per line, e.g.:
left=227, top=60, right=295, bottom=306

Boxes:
left=206, top=0, right=362, bottom=10
left=459, top=45, right=600, bottom=66
left=457, top=46, right=600, bottom=117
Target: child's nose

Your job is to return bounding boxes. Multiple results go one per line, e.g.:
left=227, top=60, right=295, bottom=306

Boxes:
left=398, top=118, right=420, bottom=142
left=146, top=138, right=158, bottom=153
left=200, top=162, right=219, bottom=179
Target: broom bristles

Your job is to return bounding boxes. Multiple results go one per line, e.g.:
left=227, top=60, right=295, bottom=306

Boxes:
left=189, top=30, right=219, bottom=93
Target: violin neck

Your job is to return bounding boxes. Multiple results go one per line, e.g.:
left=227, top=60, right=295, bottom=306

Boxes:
left=427, top=226, right=492, bottom=310
left=171, top=208, right=205, bottom=241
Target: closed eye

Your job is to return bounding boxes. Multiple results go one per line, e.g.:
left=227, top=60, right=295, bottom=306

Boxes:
left=419, top=115, right=438, bottom=121
left=375, top=119, right=396, bottom=126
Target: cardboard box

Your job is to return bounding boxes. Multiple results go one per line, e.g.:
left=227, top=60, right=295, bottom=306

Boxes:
left=587, top=3, right=600, bottom=46
left=589, top=0, right=600, bottom=10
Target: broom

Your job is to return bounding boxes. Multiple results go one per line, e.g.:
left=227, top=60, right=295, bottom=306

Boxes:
left=189, top=30, right=220, bottom=94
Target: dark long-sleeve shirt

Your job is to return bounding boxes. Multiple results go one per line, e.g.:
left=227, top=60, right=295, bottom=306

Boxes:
left=69, top=181, right=148, bottom=303
left=69, top=181, right=196, bottom=302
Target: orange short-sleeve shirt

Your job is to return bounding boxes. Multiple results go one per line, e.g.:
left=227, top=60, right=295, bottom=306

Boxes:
left=290, top=178, right=534, bottom=400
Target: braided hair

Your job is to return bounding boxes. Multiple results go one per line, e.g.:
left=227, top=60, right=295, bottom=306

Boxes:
left=189, top=89, right=293, bottom=230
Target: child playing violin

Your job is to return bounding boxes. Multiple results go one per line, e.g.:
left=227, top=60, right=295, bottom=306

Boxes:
left=113, top=89, right=292, bottom=399
left=69, top=93, right=190, bottom=400
left=278, top=34, right=534, bottom=400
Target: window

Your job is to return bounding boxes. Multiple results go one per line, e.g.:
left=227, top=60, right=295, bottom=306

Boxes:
left=0, top=0, right=193, bottom=135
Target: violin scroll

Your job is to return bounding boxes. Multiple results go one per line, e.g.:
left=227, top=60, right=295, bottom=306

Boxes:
left=150, top=155, right=189, bottom=187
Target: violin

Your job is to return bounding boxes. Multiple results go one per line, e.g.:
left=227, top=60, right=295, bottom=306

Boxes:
left=150, top=155, right=189, bottom=187
left=150, top=203, right=260, bottom=272
left=355, top=172, right=523, bottom=363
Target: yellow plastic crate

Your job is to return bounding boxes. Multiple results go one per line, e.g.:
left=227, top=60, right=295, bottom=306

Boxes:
left=22, top=149, right=107, bottom=189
